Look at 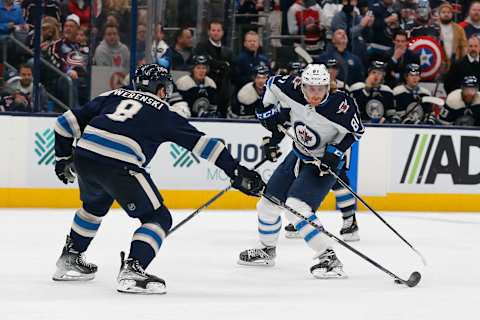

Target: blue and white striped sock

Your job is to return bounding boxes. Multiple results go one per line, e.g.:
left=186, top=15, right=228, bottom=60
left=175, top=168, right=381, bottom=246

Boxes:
left=257, top=197, right=283, bottom=247
left=129, top=223, right=166, bottom=268
left=334, top=188, right=356, bottom=219
left=70, top=208, right=103, bottom=252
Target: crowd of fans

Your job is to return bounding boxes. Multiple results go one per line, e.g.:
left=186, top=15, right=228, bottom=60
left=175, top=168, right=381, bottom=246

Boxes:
left=0, top=0, right=479, bottom=126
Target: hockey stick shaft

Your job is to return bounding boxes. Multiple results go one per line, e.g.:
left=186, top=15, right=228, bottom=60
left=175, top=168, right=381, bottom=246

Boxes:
left=167, top=158, right=268, bottom=236
left=262, top=193, right=420, bottom=287
left=277, top=125, right=427, bottom=265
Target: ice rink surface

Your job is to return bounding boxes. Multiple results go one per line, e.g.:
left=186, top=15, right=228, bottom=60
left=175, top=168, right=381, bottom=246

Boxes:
left=1, top=208, right=480, bottom=320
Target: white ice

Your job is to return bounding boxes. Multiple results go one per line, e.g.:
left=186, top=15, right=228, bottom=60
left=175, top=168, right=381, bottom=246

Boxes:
left=1, top=208, right=480, bottom=320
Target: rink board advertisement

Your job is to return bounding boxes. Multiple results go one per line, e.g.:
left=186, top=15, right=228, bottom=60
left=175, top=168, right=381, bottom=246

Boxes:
left=0, top=114, right=479, bottom=211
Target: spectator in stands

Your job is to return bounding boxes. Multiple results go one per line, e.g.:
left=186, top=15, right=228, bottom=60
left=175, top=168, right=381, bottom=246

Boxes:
left=194, top=20, right=233, bottom=117
left=94, top=24, right=130, bottom=72
left=0, top=0, right=27, bottom=37
left=67, top=0, right=91, bottom=27
left=5, top=64, right=48, bottom=112
left=350, top=60, right=395, bottom=123
left=232, top=30, right=270, bottom=91
left=175, top=55, right=218, bottom=118
left=27, top=16, right=60, bottom=51
left=287, top=0, right=305, bottom=36
left=383, top=29, right=420, bottom=88
left=135, top=23, right=147, bottom=64
left=326, top=58, right=348, bottom=92
left=409, top=0, right=441, bottom=40
left=445, top=35, right=480, bottom=93
left=101, top=0, right=131, bottom=45
left=290, top=0, right=325, bottom=54
left=230, top=64, right=269, bottom=119
left=442, top=75, right=480, bottom=126
left=460, top=1, right=480, bottom=38
left=22, top=0, right=62, bottom=28
left=46, top=14, right=88, bottom=107
left=368, top=0, right=398, bottom=60
left=317, top=28, right=364, bottom=86
left=151, top=23, right=172, bottom=70
left=331, top=0, right=374, bottom=65
left=171, top=27, right=194, bottom=71
left=396, top=0, right=417, bottom=32
left=392, top=63, right=434, bottom=124
left=439, top=2, right=467, bottom=70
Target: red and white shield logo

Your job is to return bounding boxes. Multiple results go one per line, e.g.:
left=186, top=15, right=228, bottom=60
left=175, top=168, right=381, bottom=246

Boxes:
left=408, top=36, right=445, bottom=81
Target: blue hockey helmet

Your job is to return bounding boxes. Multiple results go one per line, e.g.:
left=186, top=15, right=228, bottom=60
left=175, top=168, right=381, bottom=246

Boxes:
left=134, top=63, right=173, bottom=97
left=462, top=76, right=478, bottom=89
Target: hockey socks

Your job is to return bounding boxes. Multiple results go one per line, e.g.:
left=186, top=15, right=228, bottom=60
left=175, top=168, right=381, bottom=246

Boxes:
left=70, top=208, right=104, bottom=252
left=129, top=223, right=166, bottom=269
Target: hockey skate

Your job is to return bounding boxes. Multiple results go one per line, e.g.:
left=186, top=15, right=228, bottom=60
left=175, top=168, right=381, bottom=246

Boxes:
left=238, top=246, right=276, bottom=266
left=284, top=223, right=302, bottom=239
left=52, top=235, right=97, bottom=281
left=117, top=252, right=166, bottom=294
left=310, top=248, right=347, bottom=279
left=340, top=215, right=360, bottom=242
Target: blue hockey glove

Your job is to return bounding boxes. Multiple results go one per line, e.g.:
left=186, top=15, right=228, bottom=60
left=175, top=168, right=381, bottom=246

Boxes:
left=231, top=165, right=266, bottom=197
left=256, top=104, right=285, bottom=133
left=262, top=136, right=282, bottom=162
left=55, top=157, right=76, bottom=184
left=319, top=146, right=344, bottom=174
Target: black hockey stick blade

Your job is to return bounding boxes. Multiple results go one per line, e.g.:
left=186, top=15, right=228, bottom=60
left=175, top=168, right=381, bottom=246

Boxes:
left=394, top=271, right=422, bottom=287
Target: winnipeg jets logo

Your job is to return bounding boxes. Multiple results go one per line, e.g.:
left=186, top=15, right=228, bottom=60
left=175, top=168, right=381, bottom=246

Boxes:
left=294, top=122, right=320, bottom=149
left=336, top=99, right=350, bottom=114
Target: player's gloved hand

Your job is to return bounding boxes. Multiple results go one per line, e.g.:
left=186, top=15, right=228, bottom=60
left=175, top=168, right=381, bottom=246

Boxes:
left=389, top=114, right=401, bottom=124
left=262, top=136, right=282, bottom=162
left=256, top=104, right=285, bottom=133
left=231, top=165, right=266, bottom=197
left=319, top=146, right=344, bottom=175
left=55, top=156, right=76, bottom=184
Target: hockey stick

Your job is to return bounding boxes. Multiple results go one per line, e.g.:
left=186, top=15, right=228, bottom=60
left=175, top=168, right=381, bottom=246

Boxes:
left=294, top=45, right=314, bottom=64
left=167, top=157, right=268, bottom=236
left=261, top=193, right=421, bottom=287
left=277, top=125, right=427, bottom=266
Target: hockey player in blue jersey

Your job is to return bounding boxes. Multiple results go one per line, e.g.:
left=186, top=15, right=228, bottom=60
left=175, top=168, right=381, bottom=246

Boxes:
left=52, top=64, right=265, bottom=294
left=238, top=64, right=364, bottom=279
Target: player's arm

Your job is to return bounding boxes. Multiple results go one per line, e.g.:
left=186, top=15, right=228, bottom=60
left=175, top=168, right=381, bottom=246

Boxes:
left=321, top=96, right=365, bottom=173
left=256, top=76, right=291, bottom=161
left=160, top=110, right=265, bottom=196
left=53, top=93, right=111, bottom=183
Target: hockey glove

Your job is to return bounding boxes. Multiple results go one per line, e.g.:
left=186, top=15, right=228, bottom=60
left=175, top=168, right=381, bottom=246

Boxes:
left=256, top=104, right=285, bottom=133
left=231, top=165, right=266, bottom=197
left=262, top=136, right=282, bottom=162
left=55, top=157, right=76, bottom=184
left=319, top=146, right=344, bottom=175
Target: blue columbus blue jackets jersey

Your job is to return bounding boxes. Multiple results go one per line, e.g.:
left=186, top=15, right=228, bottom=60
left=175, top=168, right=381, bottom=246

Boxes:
left=54, top=88, right=237, bottom=177
left=262, top=75, right=364, bottom=160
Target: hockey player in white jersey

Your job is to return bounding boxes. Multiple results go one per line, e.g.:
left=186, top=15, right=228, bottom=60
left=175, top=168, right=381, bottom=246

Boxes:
left=238, top=64, right=364, bottom=279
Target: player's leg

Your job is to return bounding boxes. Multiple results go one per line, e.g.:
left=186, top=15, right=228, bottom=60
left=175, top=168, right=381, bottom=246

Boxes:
left=104, top=167, right=170, bottom=294
left=53, top=155, right=114, bottom=281
left=286, top=163, right=346, bottom=279
left=333, top=169, right=359, bottom=241
left=238, top=152, right=298, bottom=266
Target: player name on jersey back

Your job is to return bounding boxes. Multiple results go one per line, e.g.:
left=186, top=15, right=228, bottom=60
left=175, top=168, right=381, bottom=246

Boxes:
left=111, top=89, right=165, bottom=110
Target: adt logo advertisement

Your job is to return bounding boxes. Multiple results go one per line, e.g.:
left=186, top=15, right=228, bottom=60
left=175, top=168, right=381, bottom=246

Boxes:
left=34, top=128, right=55, bottom=165
left=401, top=134, right=480, bottom=185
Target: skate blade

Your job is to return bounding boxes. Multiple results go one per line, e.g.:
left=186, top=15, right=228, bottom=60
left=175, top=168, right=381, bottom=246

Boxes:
left=285, top=232, right=302, bottom=239
left=342, top=231, right=360, bottom=242
left=237, top=259, right=275, bottom=267
left=117, top=280, right=166, bottom=295
left=311, top=269, right=348, bottom=279
left=52, top=269, right=95, bottom=281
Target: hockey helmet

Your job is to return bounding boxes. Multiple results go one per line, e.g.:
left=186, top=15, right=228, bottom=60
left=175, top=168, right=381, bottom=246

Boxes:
left=254, top=64, right=270, bottom=77
left=368, top=60, right=386, bottom=74
left=134, top=63, right=173, bottom=97
left=462, top=76, right=478, bottom=89
left=301, top=64, right=330, bottom=102
left=326, top=58, right=337, bottom=69
left=405, top=63, right=421, bottom=76
left=192, top=55, right=209, bottom=66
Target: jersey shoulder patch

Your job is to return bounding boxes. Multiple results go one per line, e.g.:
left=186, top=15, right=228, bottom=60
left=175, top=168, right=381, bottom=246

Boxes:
left=446, top=89, right=466, bottom=110
left=237, top=82, right=258, bottom=105
left=380, top=84, right=394, bottom=94
left=175, top=75, right=196, bottom=91
left=393, top=85, right=407, bottom=96
left=349, top=82, right=365, bottom=92
left=204, top=76, right=217, bottom=89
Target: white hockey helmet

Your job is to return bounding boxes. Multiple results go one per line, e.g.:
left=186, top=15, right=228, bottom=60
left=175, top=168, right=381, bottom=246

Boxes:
left=301, top=64, right=330, bottom=103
